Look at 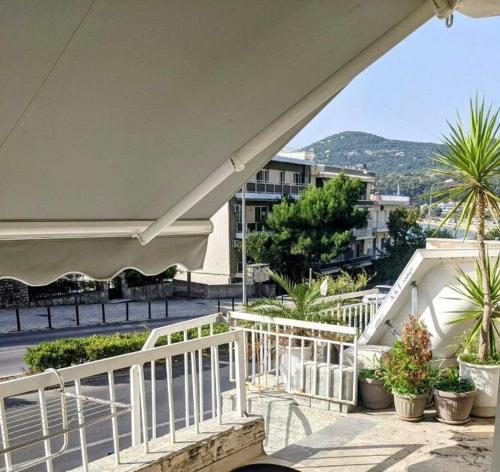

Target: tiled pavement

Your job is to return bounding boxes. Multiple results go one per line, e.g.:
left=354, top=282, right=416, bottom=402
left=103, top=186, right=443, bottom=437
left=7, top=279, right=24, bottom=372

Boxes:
left=265, top=408, right=494, bottom=471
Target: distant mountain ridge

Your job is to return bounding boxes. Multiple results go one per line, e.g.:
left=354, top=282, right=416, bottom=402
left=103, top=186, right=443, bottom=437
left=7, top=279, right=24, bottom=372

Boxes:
left=301, top=131, right=445, bottom=176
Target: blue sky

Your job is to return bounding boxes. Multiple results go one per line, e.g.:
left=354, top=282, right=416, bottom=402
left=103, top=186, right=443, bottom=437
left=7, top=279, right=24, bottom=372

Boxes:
left=287, top=14, right=500, bottom=149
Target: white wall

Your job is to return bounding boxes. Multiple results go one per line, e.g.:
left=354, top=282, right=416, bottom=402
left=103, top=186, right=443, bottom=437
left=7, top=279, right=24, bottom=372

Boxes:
left=178, top=203, right=232, bottom=285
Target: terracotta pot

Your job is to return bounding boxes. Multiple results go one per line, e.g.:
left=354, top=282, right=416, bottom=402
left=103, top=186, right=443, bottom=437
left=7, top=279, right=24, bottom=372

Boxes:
left=393, top=392, right=428, bottom=422
left=434, top=388, right=476, bottom=425
left=459, top=358, right=500, bottom=418
left=359, top=377, right=393, bottom=409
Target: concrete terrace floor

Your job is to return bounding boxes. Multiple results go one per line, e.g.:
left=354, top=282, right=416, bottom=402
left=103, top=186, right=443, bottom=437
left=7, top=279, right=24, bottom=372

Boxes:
left=257, top=408, right=494, bottom=471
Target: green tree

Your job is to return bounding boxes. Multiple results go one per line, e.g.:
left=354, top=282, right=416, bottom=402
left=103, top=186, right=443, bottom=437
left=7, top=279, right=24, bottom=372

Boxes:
left=423, top=227, right=454, bottom=239
left=487, top=227, right=500, bottom=240
left=430, top=98, right=500, bottom=361
left=265, top=175, right=367, bottom=279
left=234, top=231, right=270, bottom=264
left=373, top=207, right=425, bottom=282
left=386, top=207, right=426, bottom=248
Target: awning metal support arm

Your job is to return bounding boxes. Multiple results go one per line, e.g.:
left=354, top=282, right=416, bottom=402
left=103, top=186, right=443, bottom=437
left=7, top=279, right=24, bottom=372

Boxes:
left=138, top=0, right=434, bottom=246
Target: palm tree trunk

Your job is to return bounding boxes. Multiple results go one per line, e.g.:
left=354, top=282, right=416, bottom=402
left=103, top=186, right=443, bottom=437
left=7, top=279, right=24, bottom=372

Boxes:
left=478, top=193, right=493, bottom=361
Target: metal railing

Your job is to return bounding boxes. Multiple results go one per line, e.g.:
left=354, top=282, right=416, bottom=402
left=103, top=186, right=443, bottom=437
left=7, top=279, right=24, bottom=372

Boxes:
left=227, top=311, right=358, bottom=406
left=0, top=317, right=246, bottom=472
left=319, top=301, right=379, bottom=335
left=352, top=227, right=374, bottom=238
left=321, top=255, right=373, bottom=272
left=235, top=222, right=266, bottom=234
left=238, top=181, right=309, bottom=197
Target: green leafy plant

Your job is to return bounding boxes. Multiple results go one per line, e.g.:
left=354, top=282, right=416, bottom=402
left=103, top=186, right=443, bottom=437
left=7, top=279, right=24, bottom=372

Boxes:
left=24, top=323, right=228, bottom=373
left=318, top=270, right=371, bottom=296
left=435, top=366, right=475, bottom=393
left=429, top=97, right=500, bottom=361
left=247, top=270, right=340, bottom=323
left=383, top=316, right=433, bottom=395
left=359, top=368, right=384, bottom=381
left=448, top=257, right=500, bottom=364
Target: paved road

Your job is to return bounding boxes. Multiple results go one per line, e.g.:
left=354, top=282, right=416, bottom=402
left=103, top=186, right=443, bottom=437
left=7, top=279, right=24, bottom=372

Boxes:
left=0, top=316, right=210, bottom=378
left=0, top=298, right=242, bottom=334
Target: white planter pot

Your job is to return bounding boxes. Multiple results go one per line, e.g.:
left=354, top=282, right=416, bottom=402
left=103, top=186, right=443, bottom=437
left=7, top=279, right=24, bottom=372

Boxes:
left=279, top=346, right=312, bottom=392
left=459, top=358, right=500, bottom=418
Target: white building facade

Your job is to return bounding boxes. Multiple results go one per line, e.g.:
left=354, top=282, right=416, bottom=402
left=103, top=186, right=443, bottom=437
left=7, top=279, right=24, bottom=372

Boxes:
left=185, top=151, right=409, bottom=284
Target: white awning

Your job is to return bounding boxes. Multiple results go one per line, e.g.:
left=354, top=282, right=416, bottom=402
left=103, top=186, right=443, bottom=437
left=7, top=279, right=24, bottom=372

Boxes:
left=0, top=0, right=496, bottom=284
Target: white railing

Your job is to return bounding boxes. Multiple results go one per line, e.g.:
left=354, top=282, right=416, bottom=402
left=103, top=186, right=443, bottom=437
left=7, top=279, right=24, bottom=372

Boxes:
left=352, top=227, right=373, bottom=238
left=130, top=314, right=222, bottom=445
left=319, top=301, right=379, bottom=335
left=317, top=290, right=382, bottom=335
left=227, top=311, right=358, bottom=406
left=0, top=322, right=246, bottom=472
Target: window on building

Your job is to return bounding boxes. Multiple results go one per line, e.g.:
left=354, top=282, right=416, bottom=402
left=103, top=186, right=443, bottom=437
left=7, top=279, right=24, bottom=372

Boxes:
left=279, top=171, right=285, bottom=183
left=255, top=206, right=269, bottom=223
left=256, top=169, right=269, bottom=182
left=293, top=172, right=303, bottom=184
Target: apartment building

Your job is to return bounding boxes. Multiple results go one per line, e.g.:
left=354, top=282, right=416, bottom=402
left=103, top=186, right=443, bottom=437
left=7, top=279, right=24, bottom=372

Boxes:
left=185, top=151, right=409, bottom=284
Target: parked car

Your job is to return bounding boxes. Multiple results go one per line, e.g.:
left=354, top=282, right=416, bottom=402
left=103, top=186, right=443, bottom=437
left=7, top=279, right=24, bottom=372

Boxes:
left=362, top=285, right=392, bottom=304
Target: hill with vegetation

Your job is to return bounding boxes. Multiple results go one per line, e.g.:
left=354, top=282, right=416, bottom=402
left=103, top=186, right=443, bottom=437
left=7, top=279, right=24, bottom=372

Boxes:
left=302, top=131, right=444, bottom=175
left=300, top=131, right=450, bottom=203
left=301, top=131, right=500, bottom=204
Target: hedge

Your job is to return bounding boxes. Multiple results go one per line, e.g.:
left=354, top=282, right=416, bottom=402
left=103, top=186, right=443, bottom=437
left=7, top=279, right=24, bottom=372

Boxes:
left=24, top=323, right=229, bottom=373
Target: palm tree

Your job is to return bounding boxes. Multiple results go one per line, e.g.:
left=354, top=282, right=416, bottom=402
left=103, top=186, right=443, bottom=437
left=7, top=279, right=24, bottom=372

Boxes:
left=430, top=97, right=500, bottom=361
left=448, top=258, right=500, bottom=358
left=247, top=270, right=339, bottom=323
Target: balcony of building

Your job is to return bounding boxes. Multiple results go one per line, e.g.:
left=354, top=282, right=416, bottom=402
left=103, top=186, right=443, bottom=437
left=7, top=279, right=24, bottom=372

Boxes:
left=371, top=194, right=411, bottom=206
left=235, top=181, right=310, bottom=201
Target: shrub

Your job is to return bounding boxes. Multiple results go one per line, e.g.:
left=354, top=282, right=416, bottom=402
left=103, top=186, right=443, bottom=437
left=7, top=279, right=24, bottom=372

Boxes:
left=383, top=316, right=433, bottom=395
left=24, top=323, right=229, bottom=373
left=124, top=266, right=177, bottom=287
left=24, top=338, right=88, bottom=372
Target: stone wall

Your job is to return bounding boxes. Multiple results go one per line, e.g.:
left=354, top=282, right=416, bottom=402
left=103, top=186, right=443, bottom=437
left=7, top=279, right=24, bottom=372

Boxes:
left=0, top=280, right=29, bottom=307
left=29, top=290, right=109, bottom=307
left=172, top=279, right=275, bottom=299
left=69, top=414, right=265, bottom=472
left=122, top=281, right=174, bottom=301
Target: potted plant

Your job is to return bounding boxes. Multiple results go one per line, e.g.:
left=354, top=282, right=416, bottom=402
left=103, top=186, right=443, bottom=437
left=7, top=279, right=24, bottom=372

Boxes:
left=359, top=362, right=393, bottom=409
left=383, top=316, right=433, bottom=421
left=429, top=97, right=500, bottom=417
left=449, top=257, right=500, bottom=417
left=434, top=367, right=476, bottom=425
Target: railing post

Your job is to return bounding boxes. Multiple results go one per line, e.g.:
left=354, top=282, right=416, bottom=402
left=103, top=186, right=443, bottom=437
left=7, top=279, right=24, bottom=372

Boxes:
left=234, top=330, right=247, bottom=417
left=217, top=299, right=221, bottom=312
left=232, top=297, right=235, bottom=311
left=148, top=301, right=152, bottom=319
left=75, top=300, right=80, bottom=326
left=47, top=305, right=52, bottom=329
left=101, top=303, right=106, bottom=324
left=15, top=308, right=21, bottom=332
left=165, top=299, right=169, bottom=317
left=130, top=365, right=142, bottom=446
left=126, top=301, right=129, bottom=321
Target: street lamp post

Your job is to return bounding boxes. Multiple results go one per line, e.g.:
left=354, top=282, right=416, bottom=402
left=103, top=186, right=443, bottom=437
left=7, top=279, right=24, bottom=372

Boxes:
left=241, top=184, right=247, bottom=306
left=427, top=183, right=434, bottom=228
